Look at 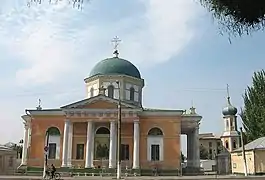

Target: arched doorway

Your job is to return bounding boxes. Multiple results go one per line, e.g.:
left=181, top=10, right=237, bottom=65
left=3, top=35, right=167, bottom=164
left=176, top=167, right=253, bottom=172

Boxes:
left=147, top=127, right=164, bottom=161
left=94, top=127, right=110, bottom=160
left=47, top=127, right=61, bottom=160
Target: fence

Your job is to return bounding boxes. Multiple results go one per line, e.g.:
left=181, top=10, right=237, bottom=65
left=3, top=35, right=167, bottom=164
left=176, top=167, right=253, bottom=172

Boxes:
left=18, top=158, right=232, bottom=177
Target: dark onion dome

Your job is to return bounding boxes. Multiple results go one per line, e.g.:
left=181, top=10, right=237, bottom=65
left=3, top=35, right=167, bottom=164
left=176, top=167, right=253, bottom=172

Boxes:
left=89, top=57, right=141, bottom=79
left=222, top=97, right=237, bottom=116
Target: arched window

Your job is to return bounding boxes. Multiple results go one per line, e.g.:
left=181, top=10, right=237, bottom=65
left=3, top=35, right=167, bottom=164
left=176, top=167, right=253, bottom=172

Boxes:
left=225, top=141, right=229, bottom=149
left=107, top=85, right=114, bottom=98
left=90, top=87, right=94, bottom=97
left=46, top=127, right=61, bottom=160
left=47, top=127, right=60, bottom=136
left=96, top=127, right=110, bottom=134
left=148, top=127, right=163, bottom=136
left=148, top=127, right=163, bottom=161
left=129, top=87, right=135, bottom=101
left=233, top=140, right=237, bottom=149
left=95, top=127, right=110, bottom=159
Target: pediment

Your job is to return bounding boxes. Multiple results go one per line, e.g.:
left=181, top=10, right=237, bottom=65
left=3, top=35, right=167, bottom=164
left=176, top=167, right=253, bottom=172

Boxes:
left=60, top=95, right=139, bottom=109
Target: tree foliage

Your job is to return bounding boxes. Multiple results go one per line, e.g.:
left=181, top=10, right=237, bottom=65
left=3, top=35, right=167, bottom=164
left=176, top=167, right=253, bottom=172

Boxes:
left=10, top=144, right=23, bottom=159
left=240, top=69, right=265, bottom=142
left=200, top=145, right=209, bottom=160
left=200, top=0, right=265, bottom=37
left=27, top=0, right=86, bottom=9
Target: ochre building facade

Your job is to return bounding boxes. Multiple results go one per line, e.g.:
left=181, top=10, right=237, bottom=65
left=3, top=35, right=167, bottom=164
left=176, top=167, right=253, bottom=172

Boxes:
left=20, top=55, right=202, bottom=171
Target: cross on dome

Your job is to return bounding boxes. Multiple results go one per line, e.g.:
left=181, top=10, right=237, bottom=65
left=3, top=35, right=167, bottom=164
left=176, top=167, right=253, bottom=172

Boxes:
left=36, top=98, right=42, bottom=110
left=226, top=84, right=231, bottom=104
left=111, top=36, right=121, bottom=57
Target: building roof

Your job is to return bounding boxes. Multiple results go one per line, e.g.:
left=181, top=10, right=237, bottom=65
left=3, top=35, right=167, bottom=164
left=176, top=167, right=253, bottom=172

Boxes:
left=0, top=144, right=14, bottom=152
left=234, top=137, right=265, bottom=152
left=199, top=133, right=221, bottom=140
left=89, top=57, right=141, bottom=79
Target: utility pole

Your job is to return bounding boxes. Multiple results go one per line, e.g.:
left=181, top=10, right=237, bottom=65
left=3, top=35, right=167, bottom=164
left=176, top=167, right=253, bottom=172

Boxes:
left=116, top=81, right=122, bottom=179
left=240, top=127, right=248, bottom=176
left=43, top=131, right=49, bottom=178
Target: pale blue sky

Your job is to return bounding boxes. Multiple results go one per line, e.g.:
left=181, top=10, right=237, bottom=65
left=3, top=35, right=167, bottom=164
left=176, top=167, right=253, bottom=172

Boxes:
left=0, top=0, right=264, bottom=153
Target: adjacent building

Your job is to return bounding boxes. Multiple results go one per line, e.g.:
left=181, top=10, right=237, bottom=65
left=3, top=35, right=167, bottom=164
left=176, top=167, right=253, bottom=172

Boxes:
left=231, top=137, right=265, bottom=175
left=199, top=133, right=222, bottom=160
left=0, top=145, right=17, bottom=174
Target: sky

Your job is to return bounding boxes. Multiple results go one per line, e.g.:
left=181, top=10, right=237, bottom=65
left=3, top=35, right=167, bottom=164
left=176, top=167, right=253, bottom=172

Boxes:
left=0, top=0, right=264, bottom=153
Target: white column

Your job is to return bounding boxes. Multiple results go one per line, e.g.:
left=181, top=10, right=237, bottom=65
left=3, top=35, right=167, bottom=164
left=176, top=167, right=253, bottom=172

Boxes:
left=193, top=126, right=200, bottom=168
left=61, top=119, right=70, bottom=167
left=109, top=121, right=117, bottom=168
left=67, top=122, right=73, bottom=167
left=85, top=121, right=93, bottom=168
left=90, top=123, right=94, bottom=167
left=187, top=132, right=193, bottom=167
left=133, top=121, right=140, bottom=169
left=21, top=123, right=29, bottom=165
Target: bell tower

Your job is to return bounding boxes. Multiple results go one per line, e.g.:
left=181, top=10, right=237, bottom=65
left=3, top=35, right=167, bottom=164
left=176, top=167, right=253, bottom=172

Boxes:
left=220, top=84, right=240, bottom=152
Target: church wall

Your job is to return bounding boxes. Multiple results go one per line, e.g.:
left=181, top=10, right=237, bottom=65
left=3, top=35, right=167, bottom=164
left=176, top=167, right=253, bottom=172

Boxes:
left=27, top=113, right=181, bottom=170
left=28, top=115, right=64, bottom=167
left=102, top=81, right=120, bottom=99
left=125, top=82, right=139, bottom=102
left=86, top=79, right=99, bottom=98
left=91, top=75, right=144, bottom=105
left=138, top=116, right=181, bottom=169
left=72, top=136, right=86, bottom=168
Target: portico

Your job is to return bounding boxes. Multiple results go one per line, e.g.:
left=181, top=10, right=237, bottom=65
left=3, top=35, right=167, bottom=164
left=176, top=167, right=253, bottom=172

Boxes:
left=59, top=116, right=140, bottom=169
left=182, top=108, right=201, bottom=170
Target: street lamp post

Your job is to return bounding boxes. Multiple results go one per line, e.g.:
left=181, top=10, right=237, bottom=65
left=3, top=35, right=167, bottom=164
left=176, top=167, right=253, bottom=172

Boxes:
left=116, top=81, right=122, bottom=179
left=43, top=131, right=49, bottom=178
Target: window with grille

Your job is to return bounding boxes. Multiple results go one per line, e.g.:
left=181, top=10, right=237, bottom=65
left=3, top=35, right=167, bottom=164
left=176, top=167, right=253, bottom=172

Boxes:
left=233, top=140, right=237, bottom=149
left=76, top=144, right=84, bottom=160
left=209, top=142, right=212, bottom=147
left=48, top=143, right=56, bottom=159
left=90, top=87, right=94, bottom=97
left=107, top=85, right=114, bottom=98
left=129, top=87, right=135, bottom=101
left=225, top=141, right=229, bottom=149
left=151, top=144, right=160, bottom=161
left=121, top=144, right=129, bottom=160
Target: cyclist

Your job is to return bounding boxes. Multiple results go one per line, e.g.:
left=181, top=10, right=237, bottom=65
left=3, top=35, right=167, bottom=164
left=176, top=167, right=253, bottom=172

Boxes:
left=51, top=164, right=56, bottom=179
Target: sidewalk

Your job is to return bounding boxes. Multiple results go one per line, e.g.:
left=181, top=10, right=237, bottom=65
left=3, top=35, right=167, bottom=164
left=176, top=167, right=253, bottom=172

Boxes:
left=0, top=175, right=264, bottom=180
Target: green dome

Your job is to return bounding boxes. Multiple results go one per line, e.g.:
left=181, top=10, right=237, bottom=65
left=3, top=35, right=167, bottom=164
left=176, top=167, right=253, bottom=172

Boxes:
left=89, top=57, right=141, bottom=79
left=222, top=97, right=237, bottom=116
left=222, top=105, right=237, bottom=116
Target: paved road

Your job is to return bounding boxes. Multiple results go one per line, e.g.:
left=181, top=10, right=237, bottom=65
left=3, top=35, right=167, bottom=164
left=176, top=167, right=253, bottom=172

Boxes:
left=0, top=175, right=264, bottom=180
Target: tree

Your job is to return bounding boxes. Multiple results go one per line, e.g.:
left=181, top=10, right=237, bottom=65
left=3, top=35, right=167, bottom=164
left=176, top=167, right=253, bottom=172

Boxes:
left=27, top=0, right=86, bottom=9
left=10, top=143, right=23, bottom=159
left=26, top=0, right=265, bottom=39
left=200, top=0, right=265, bottom=38
left=200, top=145, right=209, bottom=160
left=240, top=70, right=265, bottom=142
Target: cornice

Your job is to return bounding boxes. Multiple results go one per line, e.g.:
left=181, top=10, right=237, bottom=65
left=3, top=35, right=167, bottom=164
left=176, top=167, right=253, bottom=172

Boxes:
left=84, top=74, right=144, bottom=86
left=140, top=110, right=184, bottom=116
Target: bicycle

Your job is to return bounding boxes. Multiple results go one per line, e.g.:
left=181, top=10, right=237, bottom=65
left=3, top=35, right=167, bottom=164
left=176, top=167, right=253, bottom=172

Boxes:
left=44, top=170, right=61, bottom=180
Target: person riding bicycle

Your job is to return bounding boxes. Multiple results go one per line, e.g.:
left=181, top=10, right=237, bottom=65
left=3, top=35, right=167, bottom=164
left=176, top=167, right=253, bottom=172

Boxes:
left=51, top=164, right=56, bottom=179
